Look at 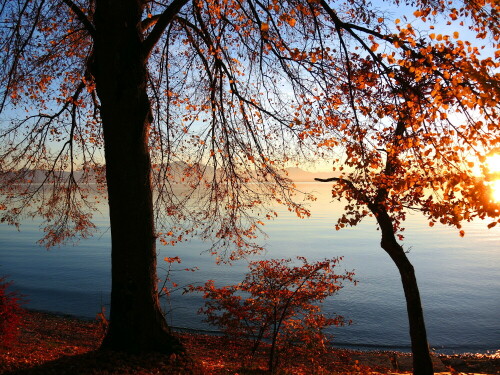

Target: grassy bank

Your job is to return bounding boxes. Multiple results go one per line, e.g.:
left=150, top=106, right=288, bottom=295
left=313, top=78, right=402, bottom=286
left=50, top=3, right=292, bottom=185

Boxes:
left=0, top=310, right=498, bottom=374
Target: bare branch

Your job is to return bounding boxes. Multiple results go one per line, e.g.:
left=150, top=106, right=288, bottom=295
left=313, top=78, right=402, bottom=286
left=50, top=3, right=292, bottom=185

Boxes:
left=315, top=177, right=371, bottom=204
left=142, top=0, right=190, bottom=58
left=314, top=177, right=338, bottom=183
left=61, top=0, right=96, bottom=39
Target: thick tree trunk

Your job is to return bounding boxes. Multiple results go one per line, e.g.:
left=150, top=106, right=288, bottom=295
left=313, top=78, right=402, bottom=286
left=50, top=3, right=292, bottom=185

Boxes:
left=369, top=203, right=433, bottom=374
left=92, top=0, right=181, bottom=353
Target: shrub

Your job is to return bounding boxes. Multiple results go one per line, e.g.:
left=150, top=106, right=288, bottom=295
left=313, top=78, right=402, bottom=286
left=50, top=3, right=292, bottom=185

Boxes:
left=0, top=277, right=24, bottom=346
left=192, top=257, right=356, bottom=373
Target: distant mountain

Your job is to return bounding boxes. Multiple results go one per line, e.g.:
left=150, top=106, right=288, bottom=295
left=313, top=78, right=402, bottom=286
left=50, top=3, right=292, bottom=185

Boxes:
left=0, top=168, right=99, bottom=184
left=2, top=165, right=336, bottom=184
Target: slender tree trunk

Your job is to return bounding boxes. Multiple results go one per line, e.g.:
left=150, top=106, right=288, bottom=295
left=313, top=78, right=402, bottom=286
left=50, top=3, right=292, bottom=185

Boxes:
left=92, top=0, right=181, bottom=353
left=369, top=203, right=433, bottom=375
left=268, top=324, right=278, bottom=373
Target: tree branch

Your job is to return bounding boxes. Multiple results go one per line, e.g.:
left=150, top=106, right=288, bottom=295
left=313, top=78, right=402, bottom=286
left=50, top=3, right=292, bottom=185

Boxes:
left=142, top=0, right=190, bottom=58
left=141, top=14, right=161, bottom=32
left=315, top=177, right=372, bottom=204
left=320, top=0, right=391, bottom=43
left=314, top=177, right=339, bottom=183
left=61, top=0, right=96, bottom=39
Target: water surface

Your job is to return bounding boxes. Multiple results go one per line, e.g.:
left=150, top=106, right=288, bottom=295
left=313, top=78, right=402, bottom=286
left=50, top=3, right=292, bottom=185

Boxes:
left=0, top=183, right=498, bottom=354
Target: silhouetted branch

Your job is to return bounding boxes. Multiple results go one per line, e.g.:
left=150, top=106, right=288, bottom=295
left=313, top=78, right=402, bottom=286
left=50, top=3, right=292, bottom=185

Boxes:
left=141, top=14, right=161, bottom=31
left=62, top=0, right=96, bottom=38
left=315, top=177, right=371, bottom=204
left=143, top=0, right=190, bottom=58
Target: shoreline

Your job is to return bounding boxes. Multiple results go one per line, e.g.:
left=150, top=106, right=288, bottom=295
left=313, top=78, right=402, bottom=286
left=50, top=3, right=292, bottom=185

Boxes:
left=26, top=308, right=500, bottom=358
left=0, top=309, right=498, bottom=374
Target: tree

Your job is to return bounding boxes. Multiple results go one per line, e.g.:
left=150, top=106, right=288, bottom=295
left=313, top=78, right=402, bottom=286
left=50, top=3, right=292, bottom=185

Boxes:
left=193, top=257, right=355, bottom=373
left=1, top=0, right=498, bottom=369
left=0, top=0, right=310, bottom=354
left=308, top=2, right=500, bottom=374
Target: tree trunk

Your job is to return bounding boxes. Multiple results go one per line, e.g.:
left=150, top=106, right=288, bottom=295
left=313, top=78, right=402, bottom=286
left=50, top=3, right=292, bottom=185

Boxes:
left=92, top=0, right=181, bottom=353
left=369, top=203, right=434, bottom=375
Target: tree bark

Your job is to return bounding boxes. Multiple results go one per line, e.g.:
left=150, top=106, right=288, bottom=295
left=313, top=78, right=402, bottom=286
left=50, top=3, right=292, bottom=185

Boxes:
left=369, top=203, right=434, bottom=375
left=92, top=0, right=181, bottom=353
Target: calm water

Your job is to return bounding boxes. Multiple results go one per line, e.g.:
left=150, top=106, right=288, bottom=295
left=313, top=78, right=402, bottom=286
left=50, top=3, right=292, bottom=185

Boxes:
left=0, top=183, right=498, bottom=355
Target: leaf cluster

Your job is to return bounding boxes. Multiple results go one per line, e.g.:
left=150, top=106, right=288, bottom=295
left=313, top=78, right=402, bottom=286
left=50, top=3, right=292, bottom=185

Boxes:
left=0, top=277, right=24, bottom=347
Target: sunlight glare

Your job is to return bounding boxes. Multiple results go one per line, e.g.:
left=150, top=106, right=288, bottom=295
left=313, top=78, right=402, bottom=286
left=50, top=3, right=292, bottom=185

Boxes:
left=486, top=154, right=500, bottom=202
left=491, top=180, right=500, bottom=202
left=486, top=154, right=500, bottom=173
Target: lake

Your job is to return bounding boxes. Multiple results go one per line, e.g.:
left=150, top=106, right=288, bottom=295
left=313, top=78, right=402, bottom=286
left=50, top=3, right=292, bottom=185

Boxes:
left=0, top=183, right=498, bottom=355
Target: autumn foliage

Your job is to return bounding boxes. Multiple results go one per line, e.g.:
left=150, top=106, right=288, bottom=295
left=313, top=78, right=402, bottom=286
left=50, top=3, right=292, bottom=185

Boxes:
left=192, top=257, right=355, bottom=373
left=0, top=277, right=24, bottom=347
left=1, top=0, right=500, bottom=367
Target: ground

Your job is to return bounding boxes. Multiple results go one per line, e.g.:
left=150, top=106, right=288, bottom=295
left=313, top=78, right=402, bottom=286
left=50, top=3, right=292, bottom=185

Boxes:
left=0, top=310, right=498, bottom=374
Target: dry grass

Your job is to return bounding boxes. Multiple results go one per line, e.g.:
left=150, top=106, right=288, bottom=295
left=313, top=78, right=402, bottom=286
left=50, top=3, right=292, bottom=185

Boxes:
left=1, top=310, right=498, bottom=374
left=0, top=310, right=374, bottom=374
